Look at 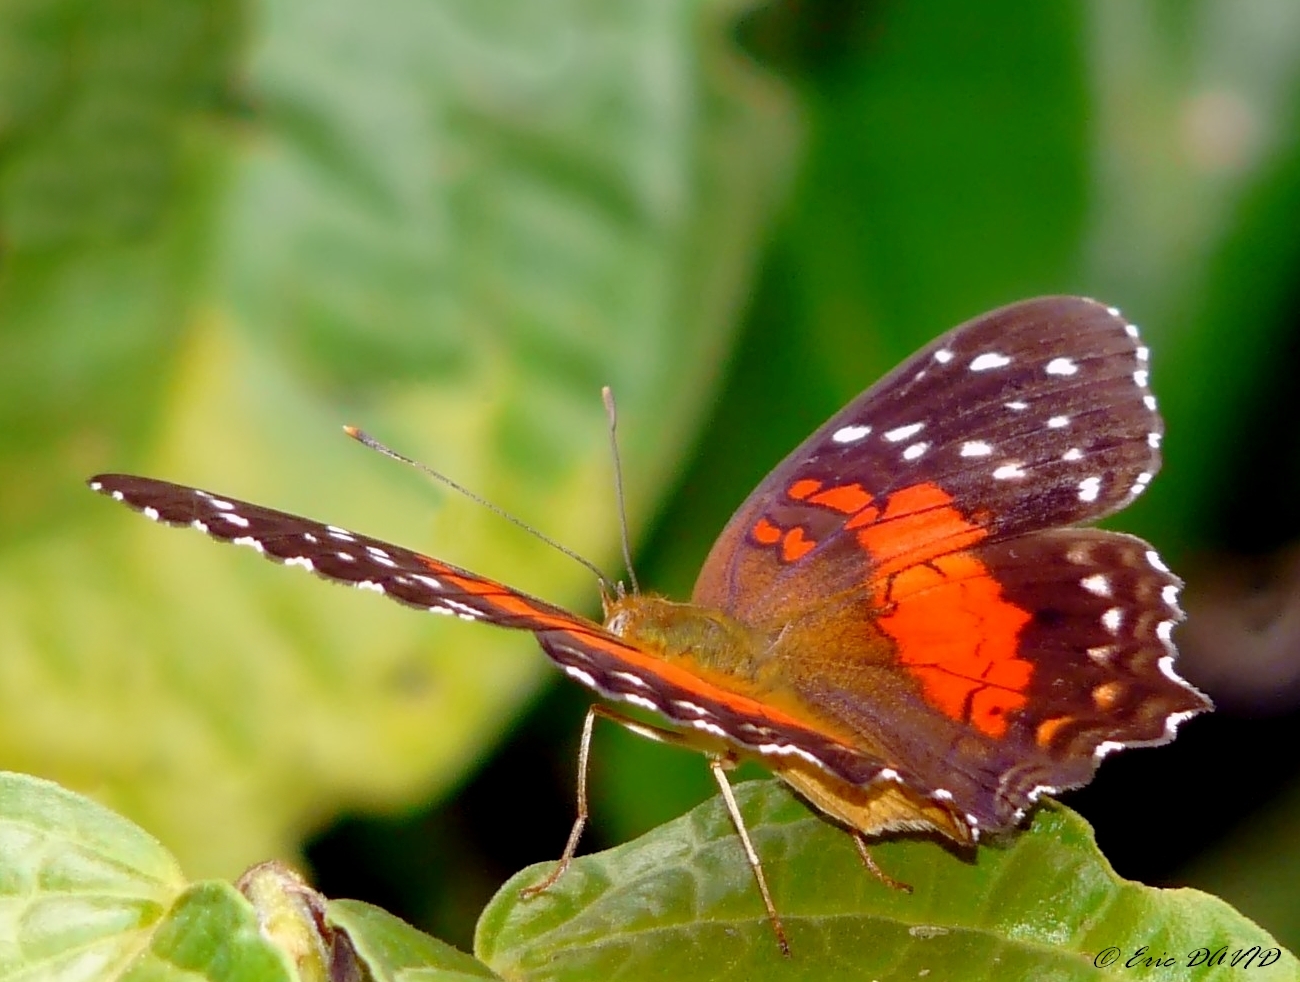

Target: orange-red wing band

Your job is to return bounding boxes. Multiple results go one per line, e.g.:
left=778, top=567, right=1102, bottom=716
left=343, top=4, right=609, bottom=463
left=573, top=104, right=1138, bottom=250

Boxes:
left=854, top=482, right=1032, bottom=737
left=746, top=480, right=1034, bottom=737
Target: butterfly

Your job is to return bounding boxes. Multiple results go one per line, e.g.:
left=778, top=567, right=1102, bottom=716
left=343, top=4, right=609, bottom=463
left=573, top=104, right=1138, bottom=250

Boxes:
left=89, top=296, right=1211, bottom=954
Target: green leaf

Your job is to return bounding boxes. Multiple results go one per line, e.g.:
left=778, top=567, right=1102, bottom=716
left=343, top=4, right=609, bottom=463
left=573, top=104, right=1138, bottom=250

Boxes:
left=0, top=0, right=796, bottom=879
left=122, top=882, right=294, bottom=982
left=329, top=900, right=502, bottom=982
left=0, top=772, right=184, bottom=981
left=0, top=771, right=293, bottom=982
left=475, top=779, right=1298, bottom=981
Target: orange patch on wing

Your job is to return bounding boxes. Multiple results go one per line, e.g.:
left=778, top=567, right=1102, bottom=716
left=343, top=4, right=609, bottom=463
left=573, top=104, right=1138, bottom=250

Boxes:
left=435, top=566, right=592, bottom=634
left=1035, top=716, right=1073, bottom=749
left=809, top=483, right=874, bottom=514
left=787, top=479, right=823, bottom=500
left=751, top=517, right=782, bottom=546
left=845, top=505, right=881, bottom=529
left=781, top=526, right=816, bottom=562
left=860, top=483, right=1032, bottom=739
left=855, top=482, right=987, bottom=578
left=1092, top=681, right=1124, bottom=711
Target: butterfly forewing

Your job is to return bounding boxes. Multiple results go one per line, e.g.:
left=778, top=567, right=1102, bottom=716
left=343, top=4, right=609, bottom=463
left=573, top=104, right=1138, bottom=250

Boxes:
left=87, top=473, right=906, bottom=782
left=694, top=297, right=1162, bottom=615
left=87, top=474, right=599, bottom=633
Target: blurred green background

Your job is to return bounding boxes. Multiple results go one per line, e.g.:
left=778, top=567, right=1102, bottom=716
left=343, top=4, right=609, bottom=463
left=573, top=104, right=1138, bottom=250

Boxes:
left=3, top=0, right=1298, bottom=956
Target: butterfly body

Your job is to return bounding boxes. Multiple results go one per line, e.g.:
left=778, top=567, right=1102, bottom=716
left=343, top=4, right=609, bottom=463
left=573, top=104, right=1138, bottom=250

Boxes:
left=89, top=297, right=1210, bottom=938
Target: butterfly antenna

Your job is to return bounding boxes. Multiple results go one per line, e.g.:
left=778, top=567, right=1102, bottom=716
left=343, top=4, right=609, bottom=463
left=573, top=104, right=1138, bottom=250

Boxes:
left=343, top=426, right=616, bottom=594
left=602, top=387, right=639, bottom=596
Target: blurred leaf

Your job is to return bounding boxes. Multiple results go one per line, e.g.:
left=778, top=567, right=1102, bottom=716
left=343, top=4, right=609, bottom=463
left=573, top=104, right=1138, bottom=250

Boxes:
left=0, top=0, right=797, bottom=878
left=1083, top=0, right=1300, bottom=556
left=476, top=780, right=1297, bottom=982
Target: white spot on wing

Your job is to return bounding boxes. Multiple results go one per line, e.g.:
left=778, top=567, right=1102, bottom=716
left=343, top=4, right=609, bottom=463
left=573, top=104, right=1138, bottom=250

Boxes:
left=1144, top=395, right=1157, bottom=411
left=356, top=581, right=385, bottom=594
left=672, top=701, right=709, bottom=716
left=884, top=422, right=924, bottom=442
left=284, top=556, right=314, bottom=571
left=611, top=670, right=651, bottom=690
left=1136, top=346, right=1150, bottom=362
left=221, top=512, right=250, bottom=528
left=754, top=743, right=821, bottom=766
left=1078, top=476, right=1102, bottom=502
left=1094, top=740, right=1125, bottom=759
left=1046, top=415, right=1069, bottom=429
left=1062, top=448, right=1084, bottom=461
left=563, top=665, right=597, bottom=687
left=960, top=441, right=992, bottom=457
left=413, top=574, right=442, bottom=589
left=142, top=506, right=160, bottom=522
left=1148, top=432, right=1162, bottom=449
left=993, top=462, right=1027, bottom=480
left=1161, top=584, right=1179, bottom=606
left=832, top=425, right=871, bottom=444
left=443, top=599, right=481, bottom=620
left=1005, top=401, right=1028, bottom=411
left=933, top=349, right=954, bottom=364
left=232, top=536, right=265, bottom=554
left=970, top=352, right=1011, bottom=372
left=1157, top=655, right=1186, bottom=684
left=1045, top=357, right=1078, bottom=376
left=1102, top=607, right=1123, bottom=633
left=1146, top=550, right=1171, bottom=573
left=1156, top=620, right=1175, bottom=643
left=1080, top=574, right=1111, bottom=597
left=1134, top=369, right=1149, bottom=387
left=902, top=442, right=928, bottom=461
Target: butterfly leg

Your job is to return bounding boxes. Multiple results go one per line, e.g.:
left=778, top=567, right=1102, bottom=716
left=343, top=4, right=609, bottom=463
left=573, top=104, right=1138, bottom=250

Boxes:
left=521, top=702, right=791, bottom=956
left=850, top=832, right=912, bottom=893
left=708, top=758, right=791, bottom=957
left=519, top=703, right=603, bottom=900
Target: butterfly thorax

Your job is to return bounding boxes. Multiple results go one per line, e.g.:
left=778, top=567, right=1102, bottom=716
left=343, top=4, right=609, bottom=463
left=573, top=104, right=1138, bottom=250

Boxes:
left=603, top=594, right=773, bottom=682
